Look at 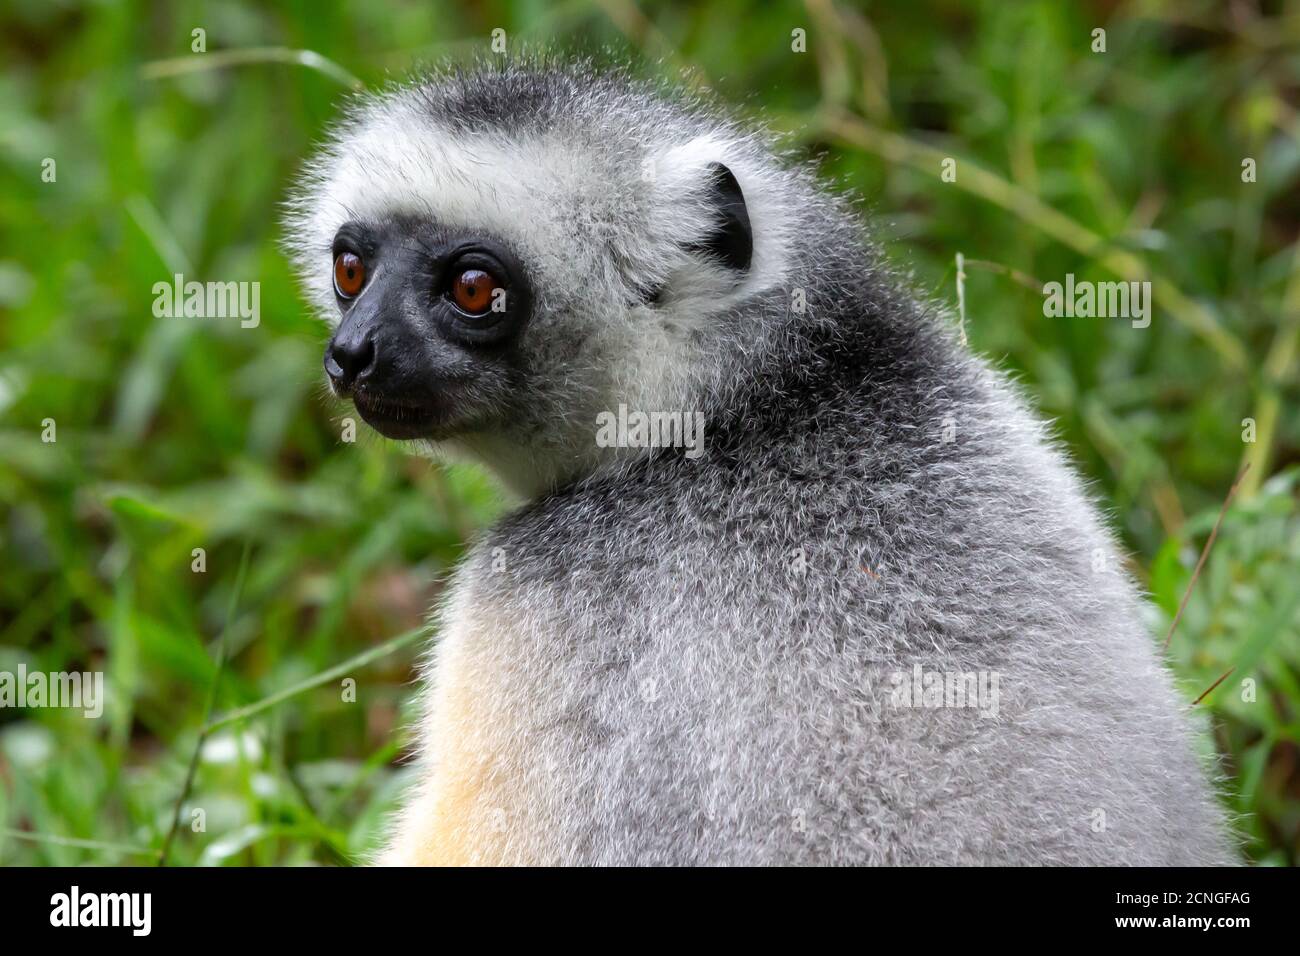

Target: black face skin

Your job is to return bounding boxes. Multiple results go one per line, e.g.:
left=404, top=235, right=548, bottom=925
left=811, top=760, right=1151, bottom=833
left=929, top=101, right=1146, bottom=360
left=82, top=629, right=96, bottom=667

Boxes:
left=324, top=218, right=532, bottom=440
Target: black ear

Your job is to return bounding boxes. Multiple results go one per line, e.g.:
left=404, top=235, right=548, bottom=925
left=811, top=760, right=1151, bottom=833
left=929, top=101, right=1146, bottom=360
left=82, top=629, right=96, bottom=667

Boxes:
left=685, top=162, right=752, bottom=272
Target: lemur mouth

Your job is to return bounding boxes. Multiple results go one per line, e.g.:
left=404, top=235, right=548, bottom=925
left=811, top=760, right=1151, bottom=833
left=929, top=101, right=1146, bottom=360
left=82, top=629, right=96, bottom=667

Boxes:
left=347, top=387, right=443, bottom=440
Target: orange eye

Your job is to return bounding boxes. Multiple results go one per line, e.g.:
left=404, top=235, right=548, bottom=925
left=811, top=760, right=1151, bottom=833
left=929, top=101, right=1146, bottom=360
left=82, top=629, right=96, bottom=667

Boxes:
left=450, top=268, right=501, bottom=316
left=333, top=252, right=366, bottom=298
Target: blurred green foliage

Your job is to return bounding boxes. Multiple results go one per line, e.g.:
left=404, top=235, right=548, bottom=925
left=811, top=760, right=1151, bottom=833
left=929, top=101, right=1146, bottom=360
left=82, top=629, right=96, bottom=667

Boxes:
left=1, top=0, right=1297, bottom=865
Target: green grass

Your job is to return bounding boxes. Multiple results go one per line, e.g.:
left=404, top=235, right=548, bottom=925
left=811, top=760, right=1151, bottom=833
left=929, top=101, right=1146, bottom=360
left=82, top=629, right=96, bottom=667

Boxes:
left=1, top=0, right=1297, bottom=865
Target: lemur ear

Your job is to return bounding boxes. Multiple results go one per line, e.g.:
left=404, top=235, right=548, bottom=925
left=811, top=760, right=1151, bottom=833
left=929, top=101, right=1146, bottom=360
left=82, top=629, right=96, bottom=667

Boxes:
left=685, top=162, right=752, bottom=272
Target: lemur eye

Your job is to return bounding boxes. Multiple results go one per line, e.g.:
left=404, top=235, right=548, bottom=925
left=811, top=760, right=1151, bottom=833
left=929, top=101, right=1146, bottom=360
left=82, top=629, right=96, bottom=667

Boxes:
left=449, top=268, right=501, bottom=316
left=333, top=252, right=366, bottom=298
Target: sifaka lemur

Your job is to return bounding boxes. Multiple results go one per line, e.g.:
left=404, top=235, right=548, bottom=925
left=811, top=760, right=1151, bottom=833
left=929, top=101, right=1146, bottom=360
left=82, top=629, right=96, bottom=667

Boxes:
left=284, top=59, right=1235, bottom=865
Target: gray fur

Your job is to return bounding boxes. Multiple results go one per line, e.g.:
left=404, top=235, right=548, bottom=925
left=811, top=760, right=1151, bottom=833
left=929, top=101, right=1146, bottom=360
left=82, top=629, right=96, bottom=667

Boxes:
left=286, top=59, right=1236, bottom=865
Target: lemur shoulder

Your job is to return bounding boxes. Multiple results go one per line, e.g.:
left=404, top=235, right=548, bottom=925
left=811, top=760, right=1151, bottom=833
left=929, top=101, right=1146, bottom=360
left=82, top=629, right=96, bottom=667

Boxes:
left=285, top=59, right=1235, bottom=865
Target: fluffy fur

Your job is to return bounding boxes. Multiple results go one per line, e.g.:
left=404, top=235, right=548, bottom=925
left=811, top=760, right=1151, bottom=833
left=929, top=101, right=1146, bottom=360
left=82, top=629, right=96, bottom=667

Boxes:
left=286, top=58, right=1235, bottom=865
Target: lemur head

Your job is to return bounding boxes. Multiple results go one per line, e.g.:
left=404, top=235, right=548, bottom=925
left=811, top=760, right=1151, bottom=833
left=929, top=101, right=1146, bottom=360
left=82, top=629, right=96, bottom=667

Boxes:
left=285, top=60, right=816, bottom=495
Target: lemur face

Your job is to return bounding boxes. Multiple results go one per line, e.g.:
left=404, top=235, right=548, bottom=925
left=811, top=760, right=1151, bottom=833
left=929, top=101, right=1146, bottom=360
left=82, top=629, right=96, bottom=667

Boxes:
left=322, top=215, right=533, bottom=440
left=285, top=67, right=796, bottom=489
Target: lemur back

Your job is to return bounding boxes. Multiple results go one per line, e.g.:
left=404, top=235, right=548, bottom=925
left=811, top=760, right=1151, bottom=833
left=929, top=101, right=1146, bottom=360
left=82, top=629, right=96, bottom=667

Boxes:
left=286, top=61, right=1235, bottom=866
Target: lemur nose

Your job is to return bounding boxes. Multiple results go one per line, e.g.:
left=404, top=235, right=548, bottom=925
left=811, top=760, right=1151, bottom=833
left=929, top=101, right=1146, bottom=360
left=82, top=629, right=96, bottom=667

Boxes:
left=325, top=331, right=376, bottom=390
